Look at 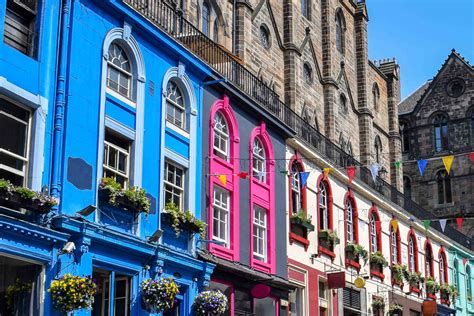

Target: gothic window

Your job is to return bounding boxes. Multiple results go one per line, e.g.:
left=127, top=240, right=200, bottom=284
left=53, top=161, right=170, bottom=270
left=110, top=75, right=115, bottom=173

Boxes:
left=301, top=0, right=311, bottom=20
left=390, top=223, right=400, bottom=264
left=213, top=18, right=219, bottom=42
left=368, top=207, right=381, bottom=253
left=259, top=24, right=271, bottom=49
left=403, top=176, right=412, bottom=200
left=165, top=80, right=186, bottom=129
left=436, top=170, right=452, bottom=204
left=408, top=231, right=418, bottom=272
left=400, top=121, right=410, bottom=153
left=425, top=241, right=434, bottom=277
left=340, top=94, right=347, bottom=113
left=374, top=136, right=382, bottom=164
left=213, top=112, right=229, bottom=160
left=290, top=160, right=304, bottom=215
left=303, top=63, right=313, bottom=84
left=372, top=83, right=380, bottom=110
left=433, top=113, right=449, bottom=152
left=335, top=10, right=345, bottom=54
left=202, top=1, right=211, bottom=36
left=107, top=43, right=133, bottom=99
left=252, top=138, right=266, bottom=182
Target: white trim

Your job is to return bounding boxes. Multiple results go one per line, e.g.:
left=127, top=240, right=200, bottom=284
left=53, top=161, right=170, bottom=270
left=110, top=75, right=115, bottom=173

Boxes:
left=0, top=78, right=48, bottom=191
left=164, top=147, right=189, bottom=168
left=166, top=120, right=190, bottom=138
left=105, top=116, right=136, bottom=140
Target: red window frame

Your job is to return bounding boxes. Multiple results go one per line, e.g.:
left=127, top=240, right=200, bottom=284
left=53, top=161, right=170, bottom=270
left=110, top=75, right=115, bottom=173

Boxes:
left=288, top=153, right=309, bottom=248
left=344, top=189, right=359, bottom=269
left=316, top=174, right=335, bottom=259
left=407, top=228, right=420, bottom=293
left=389, top=218, right=402, bottom=287
left=368, top=204, right=384, bottom=279
left=439, top=247, right=449, bottom=284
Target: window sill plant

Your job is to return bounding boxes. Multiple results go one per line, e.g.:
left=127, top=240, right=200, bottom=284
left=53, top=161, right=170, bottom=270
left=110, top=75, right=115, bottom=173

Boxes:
left=405, top=270, right=424, bottom=289
left=318, top=229, right=339, bottom=251
left=48, top=274, right=97, bottom=313
left=141, top=277, right=179, bottom=313
left=369, top=251, right=388, bottom=273
left=290, top=210, right=315, bottom=231
left=98, top=177, right=150, bottom=214
left=162, top=202, right=206, bottom=238
left=390, top=263, right=407, bottom=284
left=0, top=179, right=58, bottom=214
left=345, top=243, right=368, bottom=264
left=193, top=290, right=228, bottom=316
left=388, top=303, right=403, bottom=316
left=425, top=276, right=440, bottom=295
left=371, top=297, right=385, bottom=313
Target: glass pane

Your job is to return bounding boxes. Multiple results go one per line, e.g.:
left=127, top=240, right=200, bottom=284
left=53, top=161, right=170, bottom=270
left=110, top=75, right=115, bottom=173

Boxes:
left=0, top=112, right=28, bottom=156
left=108, top=147, right=117, bottom=169
left=254, top=297, right=276, bottom=316
left=118, top=152, right=127, bottom=173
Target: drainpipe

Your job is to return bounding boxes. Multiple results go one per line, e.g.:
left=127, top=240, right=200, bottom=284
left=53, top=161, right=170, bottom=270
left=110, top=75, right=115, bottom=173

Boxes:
left=50, top=0, right=73, bottom=204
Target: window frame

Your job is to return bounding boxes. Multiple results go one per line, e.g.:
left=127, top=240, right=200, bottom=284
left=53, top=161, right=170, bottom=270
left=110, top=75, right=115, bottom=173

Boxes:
left=368, top=205, right=382, bottom=254
left=106, top=42, right=134, bottom=101
left=102, top=130, right=131, bottom=188
left=436, top=170, right=452, bottom=205
left=165, top=80, right=186, bottom=130
left=252, top=204, right=268, bottom=262
left=374, top=136, right=382, bottom=164
left=389, top=219, right=401, bottom=265
left=424, top=239, right=435, bottom=278
left=372, top=83, right=380, bottom=110
left=467, top=265, right=472, bottom=301
left=288, top=154, right=310, bottom=248
left=212, top=111, right=230, bottom=161
left=335, top=9, right=345, bottom=54
left=433, top=113, right=449, bottom=152
left=407, top=228, right=419, bottom=273
left=439, top=247, right=449, bottom=285
left=164, top=160, right=185, bottom=210
left=212, top=185, right=230, bottom=246
left=316, top=174, right=335, bottom=259
left=252, top=137, right=266, bottom=182
left=343, top=190, right=358, bottom=245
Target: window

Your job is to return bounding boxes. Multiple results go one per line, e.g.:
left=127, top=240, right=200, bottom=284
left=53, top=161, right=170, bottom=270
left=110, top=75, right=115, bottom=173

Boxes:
left=255, top=297, right=278, bottom=315
left=290, top=161, right=303, bottom=214
left=0, top=98, right=31, bottom=186
left=433, top=114, right=448, bottom=152
left=107, top=43, right=133, bottom=99
left=0, top=255, right=43, bottom=315
left=213, top=112, right=229, bottom=160
left=3, top=0, right=38, bottom=57
left=370, top=214, right=378, bottom=253
left=290, top=286, right=304, bottom=316
left=303, top=63, right=313, bottom=84
left=212, top=186, right=230, bottom=246
left=164, top=161, right=184, bottom=209
left=408, top=231, right=418, bottom=272
left=301, top=0, right=310, bottom=19
left=439, top=249, right=448, bottom=284
left=374, top=136, right=382, bottom=164
left=453, top=260, right=459, bottom=290
left=471, top=110, right=474, bottom=144
left=467, top=266, right=472, bottom=301
left=390, top=224, right=400, bottom=264
left=446, top=78, right=465, bottom=98
left=202, top=1, right=211, bottom=36
left=368, top=207, right=381, bottom=254
left=403, top=176, right=412, bottom=200
left=92, top=269, right=131, bottom=316
left=103, top=130, right=131, bottom=188
left=436, top=170, right=452, bottom=204
left=259, top=24, right=270, bottom=49
left=213, top=18, right=219, bottom=42
left=319, top=181, right=329, bottom=230
left=335, top=10, right=344, bottom=54
left=252, top=138, right=266, bottom=182
left=400, top=121, right=410, bottom=153
left=372, top=83, right=380, bottom=110
left=340, top=94, right=347, bottom=113
left=165, top=80, right=186, bottom=129
left=253, top=205, right=267, bottom=262
left=425, top=241, right=434, bottom=277
left=345, top=196, right=357, bottom=243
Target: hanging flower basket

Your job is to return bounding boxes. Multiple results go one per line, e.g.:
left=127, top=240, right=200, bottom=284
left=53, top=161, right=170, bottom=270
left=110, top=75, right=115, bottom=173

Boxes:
left=141, top=277, right=179, bottom=313
left=388, top=303, right=403, bottom=316
left=0, top=179, right=58, bottom=214
left=48, top=274, right=97, bottom=313
left=193, top=290, right=228, bottom=316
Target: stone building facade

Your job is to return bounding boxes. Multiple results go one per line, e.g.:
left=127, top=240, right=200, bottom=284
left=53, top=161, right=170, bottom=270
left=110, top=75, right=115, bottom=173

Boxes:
left=178, top=0, right=403, bottom=188
left=399, top=50, right=474, bottom=238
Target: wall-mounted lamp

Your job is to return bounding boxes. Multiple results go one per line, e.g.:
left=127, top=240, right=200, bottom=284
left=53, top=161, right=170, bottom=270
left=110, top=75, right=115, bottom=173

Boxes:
left=147, top=229, right=163, bottom=243
left=76, top=205, right=96, bottom=217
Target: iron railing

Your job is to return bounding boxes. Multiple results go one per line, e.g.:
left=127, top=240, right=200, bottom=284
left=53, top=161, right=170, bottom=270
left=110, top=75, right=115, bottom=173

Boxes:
left=123, top=0, right=473, bottom=250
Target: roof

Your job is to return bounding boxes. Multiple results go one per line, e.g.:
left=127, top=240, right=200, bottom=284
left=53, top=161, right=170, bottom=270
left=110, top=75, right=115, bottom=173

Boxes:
left=398, top=80, right=431, bottom=114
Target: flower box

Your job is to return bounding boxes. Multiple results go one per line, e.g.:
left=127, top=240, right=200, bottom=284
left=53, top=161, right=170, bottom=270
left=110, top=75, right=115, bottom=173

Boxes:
left=0, top=190, right=53, bottom=214
left=161, top=202, right=206, bottom=238
left=318, top=230, right=338, bottom=251
left=98, top=188, right=143, bottom=214
left=161, top=211, right=203, bottom=234
left=290, top=217, right=315, bottom=232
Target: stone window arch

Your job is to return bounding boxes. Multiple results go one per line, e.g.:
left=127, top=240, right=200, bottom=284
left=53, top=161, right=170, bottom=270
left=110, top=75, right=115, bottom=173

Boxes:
left=400, top=120, right=410, bottom=153
left=301, top=0, right=311, bottom=20
left=335, top=8, right=346, bottom=54
left=403, top=176, right=412, bottom=200
left=374, top=135, right=382, bottom=164
left=339, top=93, right=348, bottom=113
left=436, top=170, right=452, bottom=204
left=372, top=83, right=380, bottom=110
left=432, top=113, right=449, bottom=152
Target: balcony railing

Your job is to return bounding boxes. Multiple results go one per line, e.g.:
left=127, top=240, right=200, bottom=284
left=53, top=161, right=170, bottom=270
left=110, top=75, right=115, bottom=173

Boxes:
left=123, top=0, right=473, bottom=250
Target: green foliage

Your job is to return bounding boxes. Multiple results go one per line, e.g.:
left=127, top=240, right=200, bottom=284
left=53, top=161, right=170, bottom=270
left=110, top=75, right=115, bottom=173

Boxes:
left=0, top=178, right=14, bottom=192
left=388, top=303, right=403, bottom=314
left=391, top=264, right=407, bottom=283
left=405, top=270, right=424, bottom=286
left=425, top=277, right=440, bottom=294
left=291, top=210, right=313, bottom=225
left=440, top=283, right=454, bottom=298
left=346, top=243, right=368, bottom=264
left=0, top=178, right=58, bottom=210
left=5, top=278, right=31, bottom=309
left=370, top=251, right=389, bottom=268
left=371, top=297, right=385, bottom=310
left=165, top=202, right=206, bottom=238
left=450, top=285, right=458, bottom=299
left=318, top=229, right=339, bottom=244
left=14, top=187, right=36, bottom=200
left=99, top=177, right=150, bottom=214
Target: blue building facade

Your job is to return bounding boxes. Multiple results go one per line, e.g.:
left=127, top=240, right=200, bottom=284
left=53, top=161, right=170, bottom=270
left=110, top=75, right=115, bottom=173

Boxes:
left=448, top=246, right=474, bottom=316
left=0, top=0, right=215, bottom=314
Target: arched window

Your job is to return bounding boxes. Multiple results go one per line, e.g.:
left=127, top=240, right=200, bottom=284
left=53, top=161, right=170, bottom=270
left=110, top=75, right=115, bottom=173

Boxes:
left=213, top=18, right=219, bottom=42
left=372, top=83, right=380, bottom=110
left=107, top=42, right=133, bottom=99
left=290, top=159, right=304, bottom=215
left=303, top=63, right=313, bottom=84
left=436, top=170, right=452, bottom=204
left=467, top=266, right=472, bottom=301
left=408, top=229, right=418, bottom=272
left=202, top=1, right=211, bottom=36
left=335, top=9, right=345, bottom=54
left=252, top=138, right=266, bottom=182
left=400, top=121, right=410, bottom=153
left=439, top=248, right=448, bottom=284
left=319, top=181, right=329, bottom=230
left=340, top=94, right=347, bottom=113
left=301, top=0, right=311, bottom=19
left=389, top=220, right=401, bottom=264
left=403, top=176, right=412, bottom=200
left=165, top=80, right=186, bottom=129
left=374, top=136, right=382, bottom=164
left=344, top=191, right=358, bottom=244
left=368, top=206, right=381, bottom=253
left=213, top=112, right=229, bottom=160
left=425, top=240, right=434, bottom=277
left=453, top=260, right=459, bottom=289
left=433, top=113, right=449, bottom=152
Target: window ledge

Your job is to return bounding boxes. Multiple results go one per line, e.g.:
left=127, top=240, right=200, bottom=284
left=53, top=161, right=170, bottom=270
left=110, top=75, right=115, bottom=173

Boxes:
left=370, top=269, right=385, bottom=280
left=410, top=286, right=421, bottom=295
left=391, top=278, right=403, bottom=289
left=318, top=245, right=336, bottom=260
left=166, top=121, right=190, bottom=138
left=209, top=244, right=237, bottom=262
left=251, top=259, right=272, bottom=274
left=345, top=259, right=361, bottom=270
left=428, top=293, right=437, bottom=300
left=289, top=232, right=310, bottom=250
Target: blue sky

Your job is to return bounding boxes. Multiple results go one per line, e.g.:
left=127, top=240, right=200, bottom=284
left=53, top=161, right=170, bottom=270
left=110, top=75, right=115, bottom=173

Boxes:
left=367, top=0, right=474, bottom=99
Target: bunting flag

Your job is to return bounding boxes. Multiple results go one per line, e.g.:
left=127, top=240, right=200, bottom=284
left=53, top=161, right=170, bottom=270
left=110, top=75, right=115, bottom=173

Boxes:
left=347, top=166, right=356, bottom=183
left=394, top=161, right=401, bottom=169
left=300, top=172, right=310, bottom=188
left=417, top=159, right=428, bottom=176
left=470, top=152, right=474, bottom=163
left=456, top=217, right=464, bottom=230
left=369, top=163, right=379, bottom=183
left=323, top=168, right=332, bottom=179
left=463, top=258, right=469, bottom=265
left=238, top=172, right=249, bottom=179
left=423, top=219, right=431, bottom=231
left=391, top=219, right=398, bottom=233
left=218, top=175, right=227, bottom=186
left=439, top=219, right=447, bottom=232
left=442, top=155, right=454, bottom=174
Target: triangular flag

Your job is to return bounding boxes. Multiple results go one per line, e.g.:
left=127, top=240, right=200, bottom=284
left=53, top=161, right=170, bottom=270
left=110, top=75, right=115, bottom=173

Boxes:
left=237, top=172, right=248, bottom=179
left=439, top=219, right=447, bottom=232
left=442, top=155, right=454, bottom=174
left=217, top=175, right=227, bottom=186
left=347, top=166, right=356, bottom=183
left=470, top=152, right=474, bottom=163
left=456, top=217, right=464, bottom=230
left=417, top=159, right=428, bottom=176
left=423, top=220, right=431, bottom=231
left=323, top=168, right=332, bottom=179
left=463, top=258, right=468, bottom=265
left=391, top=219, right=398, bottom=233
left=300, top=172, right=310, bottom=188
left=394, top=161, right=401, bottom=169
left=369, top=163, right=379, bottom=183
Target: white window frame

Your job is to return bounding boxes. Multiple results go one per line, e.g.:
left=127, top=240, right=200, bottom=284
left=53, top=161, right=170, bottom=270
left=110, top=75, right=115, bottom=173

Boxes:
left=164, top=161, right=185, bottom=209
left=391, top=229, right=398, bottom=263
left=253, top=205, right=267, bottom=262
left=213, top=111, right=229, bottom=160
left=106, top=43, right=133, bottom=100
left=0, top=98, right=31, bottom=186
left=319, top=182, right=328, bottom=230
left=165, top=81, right=186, bottom=130
left=346, top=200, right=353, bottom=243
left=103, top=132, right=130, bottom=188
left=102, top=276, right=130, bottom=316
left=370, top=214, right=378, bottom=253
left=408, top=238, right=415, bottom=271
left=212, top=186, right=230, bottom=246
left=252, top=138, right=266, bottom=182
left=440, top=255, right=446, bottom=284
left=291, top=163, right=301, bottom=214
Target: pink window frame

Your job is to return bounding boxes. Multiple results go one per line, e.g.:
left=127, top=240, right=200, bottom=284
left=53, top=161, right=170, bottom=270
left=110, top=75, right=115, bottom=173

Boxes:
left=208, top=95, right=240, bottom=261
left=249, top=122, right=276, bottom=274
